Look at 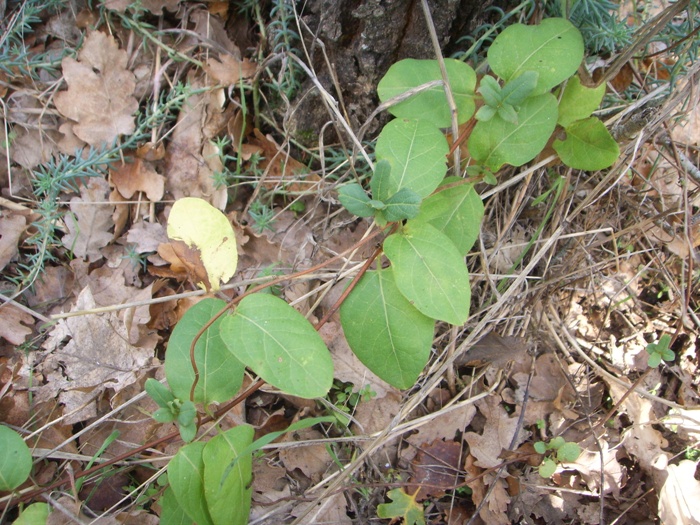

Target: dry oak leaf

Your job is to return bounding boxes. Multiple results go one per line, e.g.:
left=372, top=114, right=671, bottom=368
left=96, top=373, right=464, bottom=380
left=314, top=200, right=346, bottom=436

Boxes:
left=0, top=212, right=27, bottom=271
left=62, top=177, right=114, bottom=262
left=110, top=158, right=165, bottom=202
left=463, top=395, right=529, bottom=469
left=658, top=459, right=700, bottom=525
left=39, top=286, right=153, bottom=422
left=54, top=31, right=138, bottom=146
left=0, top=303, right=34, bottom=345
left=204, top=55, right=256, bottom=86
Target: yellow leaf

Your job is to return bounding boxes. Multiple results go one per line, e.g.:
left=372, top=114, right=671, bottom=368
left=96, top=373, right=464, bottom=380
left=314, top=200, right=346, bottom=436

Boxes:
left=167, top=198, right=237, bottom=291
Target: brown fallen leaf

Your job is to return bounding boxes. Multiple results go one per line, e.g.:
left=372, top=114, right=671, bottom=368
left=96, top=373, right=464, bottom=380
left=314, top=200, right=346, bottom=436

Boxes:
left=463, top=395, right=529, bottom=469
left=204, top=54, right=256, bottom=86
left=0, top=303, right=34, bottom=345
left=278, top=428, right=332, bottom=483
left=658, top=459, right=700, bottom=525
left=0, top=211, right=27, bottom=271
left=61, top=177, right=114, bottom=262
left=408, top=439, right=463, bottom=500
left=110, top=158, right=165, bottom=202
left=39, top=286, right=154, bottom=423
left=54, top=31, right=138, bottom=147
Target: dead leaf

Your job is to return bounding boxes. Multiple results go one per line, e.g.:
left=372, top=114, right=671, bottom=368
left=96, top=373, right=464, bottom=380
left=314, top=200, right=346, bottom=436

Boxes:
left=562, top=441, right=625, bottom=496
left=658, top=459, right=700, bottom=525
left=39, top=286, right=154, bottom=423
left=164, top=75, right=227, bottom=209
left=463, top=395, right=529, bottom=469
left=204, top=55, right=256, bottom=86
left=406, top=402, right=477, bottom=451
left=0, top=211, right=27, bottom=271
left=278, top=428, right=331, bottom=482
left=464, top=455, right=510, bottom=525
left=110, top=158, right=165, bottom=202
left=252, top=461, right=290, bottom=504
left=290, top=492, right=351, bottom=524
left=126, top=221, right=168, bottom=254
left=408, top=439, right=463, bottom=500
left=0, top=303, right=34, bottom=345
left=54, top=31, right=138, bottom=146
left=61, top=177, right=114, bottom=261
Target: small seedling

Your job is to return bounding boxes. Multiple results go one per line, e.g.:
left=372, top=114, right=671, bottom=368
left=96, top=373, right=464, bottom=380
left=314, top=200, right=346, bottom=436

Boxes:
left=534, top=436, right=581, bottom=478
left=645, top=334, right=674, bottom=368
left=145, top=379, right=197, bottom=442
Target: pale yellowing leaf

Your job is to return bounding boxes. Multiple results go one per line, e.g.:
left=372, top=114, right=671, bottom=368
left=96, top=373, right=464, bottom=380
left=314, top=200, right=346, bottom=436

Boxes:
left=167, top=197, right=238, bottom=291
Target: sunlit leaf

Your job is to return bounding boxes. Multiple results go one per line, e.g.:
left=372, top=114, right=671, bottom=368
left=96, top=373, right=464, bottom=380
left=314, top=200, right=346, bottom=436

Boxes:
left=378, top=58, right=476, bottom=127
left=164, top=298, right=245, bottom=405
left=384, top=222, right=471, bottom=325
left=488, top=18, right=584, bottom=95
left=167, top=197, right=238, bottom=291
left=557, top=75, right=606, bottom=128
left=340, top=270, right=435, bottom=388
left=553, top=117, right=619, bottom=170
left=375, top=118, right=449, bottom=198
left=0, top=426, right=32, bottom=491
left=169, top=442, right=214, bottom=525
left=377, top=488, right=425, bottom=525
left=220, top=294, right=333, bottom=398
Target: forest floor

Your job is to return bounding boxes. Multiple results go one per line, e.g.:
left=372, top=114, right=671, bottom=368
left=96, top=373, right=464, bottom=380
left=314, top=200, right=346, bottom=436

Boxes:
left=1, top=1, right=700, bottom=524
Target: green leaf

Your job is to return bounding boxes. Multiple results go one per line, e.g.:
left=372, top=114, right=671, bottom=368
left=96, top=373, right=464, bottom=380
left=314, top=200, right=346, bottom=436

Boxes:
left=475, top=104, right=497, bottom=122
left=384, top=222, right=471, bottom=325
left=557, top=442, right=581, bottom=463
left=478, top=75, right=502, bottom=107
left=153, top=407, right=177, bottom=424
left=179, top=421, right=197, bottom=443
left=413, top=179, right=484, bottom=255
left=0, top=426, right=32, bottom=492
left=549, top=436, right=566, bottom=450
left=167, top=197, right=238, bottom=292
left=557, top=75, right=606, bottom=128
left=468, top=93, right=558, bottom=171
left=496, top=104, right=519, bottom=124
left=534, top=441, right=547, bottom=454
left=177, top=400, right=196, bottom=427
left=501, top=70, right=539, bottom=106
left=647, top=352, right=662, bottom=368
left=660, top=348, right=676, bottom=362
left=377, top=488, right=426, bottom=525
left=12, top=502, right=49, bottom=525
left=377, top=58, right=477, bottom=127
left=145, top=378, right=176, bottom=409
left=203, top=426, right=254, bottom=525
left=539, top=458, right=557, bottom=478
left=370, top=159, right=393, bottom=202
left=383, top=188, right=422, bottom=223
left=220, top=293, right=334, bottom=398
left=168, top=442, right=214, bottom=525
left=375, top=118, right=449, bottom=199
left=553, top=117, right=620, bottom=170
left=488, top=18, right=584, bottom=96
left=159, top=487, right=193, bottom=525
left=340, top=270, right=435, bottom=389
left=164, top=298, right=245, bottom=405
left=338, top=183, right=374, bottom=217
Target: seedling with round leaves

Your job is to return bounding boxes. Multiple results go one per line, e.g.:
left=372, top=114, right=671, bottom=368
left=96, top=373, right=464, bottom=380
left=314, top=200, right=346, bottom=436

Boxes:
left=534, top=436, right=582, bottom=478
left=646, top=334, right=675, bottom=368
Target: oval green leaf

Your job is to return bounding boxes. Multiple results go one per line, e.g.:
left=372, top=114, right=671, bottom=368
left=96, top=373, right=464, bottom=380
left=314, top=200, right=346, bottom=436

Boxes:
left=413, top=179, right=484, bottom=255
left=384, top=222, right=471, bottom=325
left=167, top=197, right=238, bottom=292
left=468, top=93, right=558, bottom=171
left=164, top=298, right=245, bottom=405
left=553, top=117, right=620, bottom=170
left=378, top=58, right=476, bottom=127
left=375, top=118, right=449, bottom=199
left=557, top=75, right=606, bottom=128
left=203, top=425, right=254, bottom=525
left=169, top=442, right=214, bottom=525
left=159, top=487, right=192, bottom=525
left=0, top=426, right=32, bottom=491
left=338, top=183, right=374, bottom=217
left=340, top=270, right=435, bottom=389
left=488, top=18, right=584, bottom=95
left=13, top=502, right=50, bottom=525
left=220, top=293, right=333, bottom=398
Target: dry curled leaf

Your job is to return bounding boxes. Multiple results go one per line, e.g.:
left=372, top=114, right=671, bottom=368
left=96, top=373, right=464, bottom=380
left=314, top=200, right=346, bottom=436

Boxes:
left=0, top=303, right=34, bottom=345
left=54, top=31, right=138, bottom=146
left=110, top=158, right=165, bottom=202
left=61, top=177, right=114, bottom=262
left=0, top=212, right=27, bottom=271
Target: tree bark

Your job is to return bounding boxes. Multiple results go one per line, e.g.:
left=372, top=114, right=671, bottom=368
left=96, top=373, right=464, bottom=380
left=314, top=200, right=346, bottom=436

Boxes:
left=288, top=0, right=493, bottom=144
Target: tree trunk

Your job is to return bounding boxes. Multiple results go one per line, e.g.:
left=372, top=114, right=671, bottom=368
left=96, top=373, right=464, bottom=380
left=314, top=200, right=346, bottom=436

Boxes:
left=287, top=0, right=494, bottom=144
